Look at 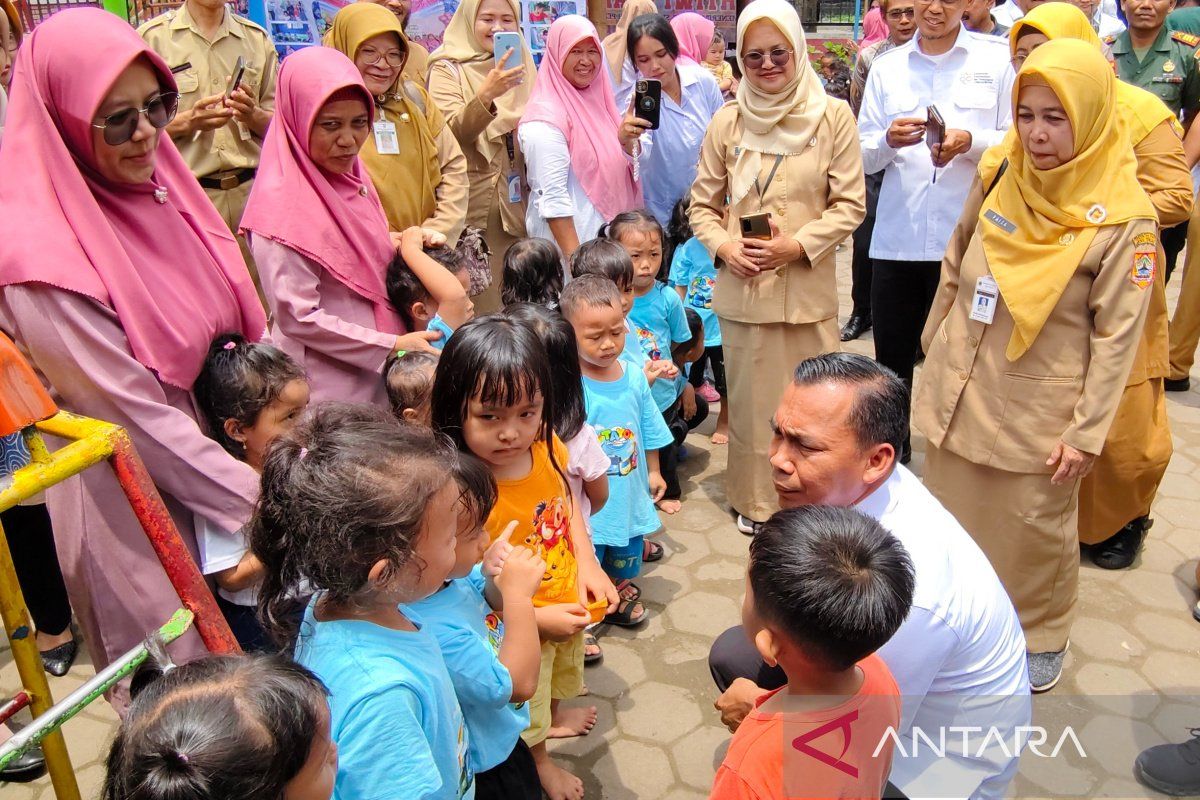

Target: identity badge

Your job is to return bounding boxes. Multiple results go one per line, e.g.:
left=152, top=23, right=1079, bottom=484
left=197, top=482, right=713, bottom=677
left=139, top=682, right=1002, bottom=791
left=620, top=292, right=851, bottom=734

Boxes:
left=373, top=121, right=400, bottom=155
left=970, top=275, right=1000, bottom=325
left=506, top=172, right=522, bottom=204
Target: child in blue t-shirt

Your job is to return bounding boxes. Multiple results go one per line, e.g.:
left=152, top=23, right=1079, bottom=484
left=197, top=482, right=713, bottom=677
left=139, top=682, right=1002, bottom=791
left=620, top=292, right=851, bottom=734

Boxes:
left=386, top=226, right=473, bottom=351
left=405, top=455, right=545, bottom=800
left=560, top=275, right=674, bottom=625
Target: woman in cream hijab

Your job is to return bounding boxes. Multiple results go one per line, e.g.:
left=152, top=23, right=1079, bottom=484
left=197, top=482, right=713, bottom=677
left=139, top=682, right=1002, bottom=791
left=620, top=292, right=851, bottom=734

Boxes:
left=602, top=0, right=656, bottom=92
left=428, top=0, right=537, bottom=311
left=916, top=39, right=1158, bottom=692
left=688, top=0, right=865, bottom=535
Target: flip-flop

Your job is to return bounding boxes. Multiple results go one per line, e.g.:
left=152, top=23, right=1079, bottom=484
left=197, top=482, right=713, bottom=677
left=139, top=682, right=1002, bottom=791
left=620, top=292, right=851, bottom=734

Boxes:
left=643, top=540, right=664, bottom=563
left=583, top=630, right=603, bottom=664
left=603, top=598, right=648, bottom=627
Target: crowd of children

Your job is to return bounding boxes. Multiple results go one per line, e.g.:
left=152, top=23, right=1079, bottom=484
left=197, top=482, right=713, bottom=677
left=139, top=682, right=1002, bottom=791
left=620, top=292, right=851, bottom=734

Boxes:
left=95, top=205, right=915, bottom=800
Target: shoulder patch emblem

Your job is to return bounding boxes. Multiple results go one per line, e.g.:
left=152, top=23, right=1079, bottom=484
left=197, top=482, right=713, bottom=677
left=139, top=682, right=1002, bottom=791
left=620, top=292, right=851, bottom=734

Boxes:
left=1132, top=231, right=1158, bottom=289
left=1171, top=30, right=1200, bottom=46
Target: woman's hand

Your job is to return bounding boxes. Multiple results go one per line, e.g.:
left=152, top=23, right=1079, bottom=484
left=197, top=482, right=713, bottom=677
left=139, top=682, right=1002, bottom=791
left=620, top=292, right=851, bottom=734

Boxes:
left=393, top=330, right=441, bottom=354
left=477, top=58, right=526, bottom=107
left=1046, top=440, right=1096, bottom=485
left=619, top=111, right=652, bottom=154
left=741, top=217, right=803, bottom=271
left=716, top=240, right=762, bottom=278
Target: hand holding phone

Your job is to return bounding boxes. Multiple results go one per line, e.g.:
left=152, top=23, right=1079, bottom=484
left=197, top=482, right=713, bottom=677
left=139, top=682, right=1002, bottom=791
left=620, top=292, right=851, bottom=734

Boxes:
left=225, top=55, right=246, bottom=99
left=925, top=105, right=946, bottom=154
left=634, top=78, right=662, bottom=130
left=739, top=212, right=772, bottom=241
left=493, top=31, right=522, bottom=70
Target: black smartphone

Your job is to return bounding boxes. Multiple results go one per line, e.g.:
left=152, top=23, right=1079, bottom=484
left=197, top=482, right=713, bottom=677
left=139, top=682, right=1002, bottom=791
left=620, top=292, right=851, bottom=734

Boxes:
left=634, top=78, right=662, bottom=130
left=926, top=104, right=946, bottom=152
left=740, top=212, right=772, bottom=241
left=225, top=56, right=246, bottom=98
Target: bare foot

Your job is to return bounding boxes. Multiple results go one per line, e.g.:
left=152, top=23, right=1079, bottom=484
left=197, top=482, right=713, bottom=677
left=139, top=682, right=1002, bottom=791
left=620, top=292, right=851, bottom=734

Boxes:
left=536, top=756, right=585, bottom=800
left=710, top=429, right=729, bottom=445
left=656, top=498, right=682, bottom=514
left=548, top=704, right=598, bottom=738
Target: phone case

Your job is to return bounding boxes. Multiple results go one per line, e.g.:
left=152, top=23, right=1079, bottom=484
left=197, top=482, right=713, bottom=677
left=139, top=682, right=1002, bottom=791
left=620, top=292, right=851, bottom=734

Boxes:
left=493, top=33, right=522, bottom=70
left=634, top=79, right=662, bottom=130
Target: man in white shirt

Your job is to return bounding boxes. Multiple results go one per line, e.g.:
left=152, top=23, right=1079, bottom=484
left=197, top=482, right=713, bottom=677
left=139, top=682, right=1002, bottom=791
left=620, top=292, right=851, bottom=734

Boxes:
left=708, top=353, right=1031, bottom=800
left=856, top=0, right=1011, bottom=461
left=992, top=0, right=1026, bottom=25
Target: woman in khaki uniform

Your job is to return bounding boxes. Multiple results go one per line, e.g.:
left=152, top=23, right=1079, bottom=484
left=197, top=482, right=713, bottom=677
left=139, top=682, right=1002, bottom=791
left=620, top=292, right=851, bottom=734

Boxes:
left=915, top=39, right=1157, bottom=692
left=689, top=0, right=865, bottom=533
left=428, top=0, right=536, bottom=312
left=326, top=3, right=469, bottom=244
left=1008, top=3, right=1192, bottom=570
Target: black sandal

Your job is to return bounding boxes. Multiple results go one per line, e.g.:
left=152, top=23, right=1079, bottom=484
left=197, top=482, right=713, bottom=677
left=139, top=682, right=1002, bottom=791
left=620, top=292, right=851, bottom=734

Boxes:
left=643, top=540, right=664, bottom=563
left=616, top=580, right=642, bottom=603
left=583, top=630, right=603, bottom=664
left=603, top=598, right=648, bottom=627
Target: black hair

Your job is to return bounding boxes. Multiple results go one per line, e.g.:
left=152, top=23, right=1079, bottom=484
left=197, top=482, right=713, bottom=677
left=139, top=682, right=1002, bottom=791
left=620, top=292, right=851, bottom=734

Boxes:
left=502, top=238, right=564, bottom=309
left=749, top=506, right=914, bottom=672
left=383, top=349, right=439, bottom=422
left=791, top=353, right=909, bottom=456
left=385, top=250, right=429, bottom=331
left=249, top=402, right=458, bottom=643
left=626, top=12, right=680, bottom=65
left=426, top=245, right=467, bottom=274
left=666, top=198, right=694, bottom=256
left=600, top=209, right=669, bottom=282
left=682, top=308, right=704, bottom=351
left=504, top=303, right=587, bottom=441
left=453, top=452, right=498, bottom=532
left=103, top=651, right=328, bottom=800
left=558, top=273, right=623, bottom=322
left=193, top=334, right=306, bottom=459
left=569, top=238, right=635, bottom=292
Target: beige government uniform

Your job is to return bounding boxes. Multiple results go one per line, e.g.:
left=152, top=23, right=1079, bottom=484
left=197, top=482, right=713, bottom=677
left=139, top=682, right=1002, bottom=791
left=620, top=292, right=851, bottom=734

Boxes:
left=428, top=60, right=528, bottom=313
left=690, top=99, right=866, bottom=522
left=1168, top=199, right=1200, bottom=383
left=1078, top=119, right=1191, bottom=543
left=139, top=4, right=276, bottom=302
left=916, top=181, right=1154, bottom=653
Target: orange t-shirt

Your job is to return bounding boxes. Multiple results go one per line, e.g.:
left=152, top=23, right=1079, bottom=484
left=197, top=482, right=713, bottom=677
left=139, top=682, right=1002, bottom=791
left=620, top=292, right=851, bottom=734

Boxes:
left=709, top=654, right=901, bottom=800
left=484, top=437, right=578, bottom=607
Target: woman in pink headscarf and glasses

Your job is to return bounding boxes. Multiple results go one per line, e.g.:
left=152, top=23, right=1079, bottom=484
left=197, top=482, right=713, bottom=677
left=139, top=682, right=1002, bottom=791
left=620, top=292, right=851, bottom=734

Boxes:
left=0, top=8, right=266, bottom=711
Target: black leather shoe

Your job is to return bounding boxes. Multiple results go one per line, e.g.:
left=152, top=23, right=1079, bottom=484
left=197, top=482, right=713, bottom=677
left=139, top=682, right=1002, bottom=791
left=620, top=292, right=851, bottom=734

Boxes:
left=0, top=746, right=46, bottom=783
left=1091, top=517, right=1151, bottom=570
left=40, top=639, right=78, bottom=677
left=840, top=313, right=872, bottom=342
left=1135, top=728, right=1200, bottom=796
left=1165, top=377, right=1191, bottom=392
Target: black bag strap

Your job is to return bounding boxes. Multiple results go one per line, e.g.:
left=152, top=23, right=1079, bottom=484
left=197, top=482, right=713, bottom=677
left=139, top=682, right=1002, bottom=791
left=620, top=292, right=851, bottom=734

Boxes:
left=984, top=158, right=1009, bottom=199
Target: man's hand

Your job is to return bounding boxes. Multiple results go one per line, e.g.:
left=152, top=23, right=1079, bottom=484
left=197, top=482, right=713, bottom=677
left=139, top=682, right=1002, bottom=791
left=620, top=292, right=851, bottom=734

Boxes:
left=167, top=93, right=234, bottom=138
left=714, top=677, right=768, bottom=732
left=931, top=128, right=972, bottom=168
left=886, top=116, right=926, bottom=149
left=225, top=85, right=270, bottom=137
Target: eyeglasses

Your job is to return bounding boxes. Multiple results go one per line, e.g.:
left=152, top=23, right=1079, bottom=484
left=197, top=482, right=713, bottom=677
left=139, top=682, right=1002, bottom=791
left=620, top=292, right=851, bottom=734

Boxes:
left=886, top=8, right=916, bottom=18
left=358, top=46, right=406, bottom=67
left=91, top=92, right=179, bottom=146
left=742, top=47, right=793, bottom=70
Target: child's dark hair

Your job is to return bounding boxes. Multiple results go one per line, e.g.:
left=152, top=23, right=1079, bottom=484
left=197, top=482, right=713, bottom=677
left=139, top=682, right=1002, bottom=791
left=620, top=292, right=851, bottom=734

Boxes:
left=385, top=251, right=428, bottom=331
left=193, top=333, right=306, bottom=458
left=569, top=238, right=634, bottom=292
left=250, top=402, right=459, bottom=643
left=749, top=506, right=914, bottom=672
left=103, top=649, right=328, bottom=800
left=505, top=303, right=586, bottom=441
left=383, top=350, right=439, bottom=421
left=426, top=245, right=466, bottom=274
left=454, top=452, right=498, bottom=531
left=666, top=198, right=694, bottom=255
left=600, top=209, right=669, bottom=281
left=675, top=308, right=704, bottom=363
left=559, top=274, right=623, bottom=321
left=502, top=238, right=563, bottom=309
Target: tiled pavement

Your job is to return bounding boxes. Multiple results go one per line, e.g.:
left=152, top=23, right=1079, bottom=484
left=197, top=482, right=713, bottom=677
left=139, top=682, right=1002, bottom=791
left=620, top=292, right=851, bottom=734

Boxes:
left=4, top=246, right=1200, bottom=799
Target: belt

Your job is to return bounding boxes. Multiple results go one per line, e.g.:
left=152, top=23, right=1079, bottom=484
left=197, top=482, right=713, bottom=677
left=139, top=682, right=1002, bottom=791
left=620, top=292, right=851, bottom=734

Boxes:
left=198, top=168, right=257, bottom=191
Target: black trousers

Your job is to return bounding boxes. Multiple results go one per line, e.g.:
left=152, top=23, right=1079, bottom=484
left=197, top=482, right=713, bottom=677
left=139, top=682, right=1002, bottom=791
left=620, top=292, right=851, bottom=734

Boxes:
left=1, top=504, right=72, bottom=637
left=871, top=259, right=941, bottom=444
left=660, top=393, right=710, bottom=500
left=475, top=739, right=540, bottom=800
left=850, top=170, right=885, bottom=317
left=1163, top=220, right=1188, bottom=283
left=687, top=345, right=727, bottom=396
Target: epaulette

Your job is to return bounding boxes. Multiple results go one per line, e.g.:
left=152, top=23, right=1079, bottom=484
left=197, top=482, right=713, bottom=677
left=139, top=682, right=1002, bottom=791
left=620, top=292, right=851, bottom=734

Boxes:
left=1103, top=34, right=1117, bottom=44
left=1171, top=30, right=1200, bottom=47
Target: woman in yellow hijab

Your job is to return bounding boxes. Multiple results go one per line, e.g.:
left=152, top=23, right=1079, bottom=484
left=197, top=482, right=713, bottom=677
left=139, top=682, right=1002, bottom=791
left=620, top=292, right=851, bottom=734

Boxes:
left=915, top=39, right=1158, bottom=692
left=428, top=0, right=537, bottom=311
left=326, top=3, right=469, bottom=243
left=1007, top=2, right=1193, bottom=570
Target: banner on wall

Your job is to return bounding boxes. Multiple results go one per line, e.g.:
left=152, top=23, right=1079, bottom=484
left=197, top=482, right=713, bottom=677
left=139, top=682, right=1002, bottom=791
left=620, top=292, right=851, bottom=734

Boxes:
left=604, top=0, right=736, bottom=50
left=253, top=0, right=464, bottom=60
left=521, top=0, right=586, bottom=65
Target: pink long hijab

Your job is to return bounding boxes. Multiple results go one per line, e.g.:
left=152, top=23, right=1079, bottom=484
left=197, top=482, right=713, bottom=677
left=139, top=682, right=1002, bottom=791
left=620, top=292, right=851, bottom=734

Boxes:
left=239, top=47, right=402, bottom=334
left=671, top=12, right=715, bottom=65
left=860, top=5, right=888, bottom=46
left=0, top=8, right=266, bottom=390
left=520, top=16, right=640, bottom=222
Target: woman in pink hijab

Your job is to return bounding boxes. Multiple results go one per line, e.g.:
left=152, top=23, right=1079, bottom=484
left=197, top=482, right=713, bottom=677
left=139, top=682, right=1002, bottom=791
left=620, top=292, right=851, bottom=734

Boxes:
left=240, top=46, right=438, bottom=408
left=860, top=0, right=888, bottom=46
left=518, top=15, right=645, bottom=260
left=0, top=8, right=266, bottom=710
left=670, top=11, right=715, bottom=64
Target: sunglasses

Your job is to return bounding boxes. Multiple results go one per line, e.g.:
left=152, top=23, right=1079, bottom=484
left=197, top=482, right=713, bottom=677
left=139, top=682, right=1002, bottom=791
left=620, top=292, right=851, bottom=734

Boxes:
left=742, top=47, right=793, bottom=70
left=91, top=92, right=179, bottom=146
left=887, top=8, right=916, bottom=18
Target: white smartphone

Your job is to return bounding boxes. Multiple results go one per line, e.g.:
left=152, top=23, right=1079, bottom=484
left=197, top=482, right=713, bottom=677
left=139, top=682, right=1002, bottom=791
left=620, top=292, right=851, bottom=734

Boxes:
left=493, top=31, right=522, bottom=70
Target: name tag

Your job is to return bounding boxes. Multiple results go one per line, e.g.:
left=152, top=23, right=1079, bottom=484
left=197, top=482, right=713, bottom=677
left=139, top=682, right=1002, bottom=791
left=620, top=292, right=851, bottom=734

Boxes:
left=970, top=275, right=1000, bottom=325
left=984, top=209, right=1016, bottom=234
left=506, top=172, right=522, bottom=203
left=373, top=121, right=400, bottom=155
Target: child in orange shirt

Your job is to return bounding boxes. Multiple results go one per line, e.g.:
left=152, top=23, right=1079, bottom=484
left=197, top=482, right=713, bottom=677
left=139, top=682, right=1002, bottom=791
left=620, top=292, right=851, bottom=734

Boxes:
left=711, top=506, right=915, bottom=800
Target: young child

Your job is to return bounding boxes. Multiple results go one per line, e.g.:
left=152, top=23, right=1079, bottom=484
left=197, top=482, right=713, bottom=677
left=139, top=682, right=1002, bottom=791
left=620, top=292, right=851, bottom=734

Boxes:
left=250, top=404, right=474, bottom=800
left=192, top=333, right=310, bottom=651
left=405, top=454, right=546, bottom=800
left=604, top=210, right=695, bottom=515
left=561, top=276, right=672, bottom=630
left=704, top=31, right=737, bottom=97
left=668, top=199, right=730, bottom=445
left=383, top=349, right=439, bottom=425
left=103, top=651, right=336, bottom=800
left=502, top=238, right=564, bottom=309
left=711, top=506, right=914, bottom=800
left=386, top=226, right=474, bottom=349
left=431, top=315, right=618, bottom=800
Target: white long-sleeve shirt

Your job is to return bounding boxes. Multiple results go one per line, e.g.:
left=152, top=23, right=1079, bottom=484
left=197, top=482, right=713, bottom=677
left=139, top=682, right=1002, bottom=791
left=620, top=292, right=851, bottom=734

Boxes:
left=858, top=25, right=1012, bottom=262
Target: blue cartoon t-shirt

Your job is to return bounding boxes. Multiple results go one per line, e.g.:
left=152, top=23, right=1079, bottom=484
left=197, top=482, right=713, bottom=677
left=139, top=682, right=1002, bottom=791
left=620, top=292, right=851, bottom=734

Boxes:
left=583, top=364, right=674, bottom=548
left=628, top=282, right=691, bottom=412
left=668, top=237, right=721, bottom=347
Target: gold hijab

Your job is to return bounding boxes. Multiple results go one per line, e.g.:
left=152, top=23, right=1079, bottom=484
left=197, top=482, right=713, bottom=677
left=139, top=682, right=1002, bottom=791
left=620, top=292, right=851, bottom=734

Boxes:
left=978, top=39, right=1155, bottom=361
left=602, top=0, right=657, bottom=83
left=326, top=3, right=442, bottom=231
left=730, top=0, right=828, bottom=204
left=428, top=0, right=536, bottom=163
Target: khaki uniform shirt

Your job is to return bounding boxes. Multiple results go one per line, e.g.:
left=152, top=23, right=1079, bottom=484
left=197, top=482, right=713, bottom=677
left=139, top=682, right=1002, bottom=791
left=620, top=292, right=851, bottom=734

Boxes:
left=1107, top=26, right=1200, bottom=119
left=139, top=4, right=277, bottom=178
left=689, top=99, right=866, bottom=326
left=404, top=39, right=429, bottom=86
left=915, top=180, right=1155, bottom=473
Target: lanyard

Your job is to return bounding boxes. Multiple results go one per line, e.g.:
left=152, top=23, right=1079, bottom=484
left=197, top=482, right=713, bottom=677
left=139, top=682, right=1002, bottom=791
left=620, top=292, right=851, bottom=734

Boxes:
left=504, top=131, right=516, bottom=165
left=754, top=155, right=784, bottom=209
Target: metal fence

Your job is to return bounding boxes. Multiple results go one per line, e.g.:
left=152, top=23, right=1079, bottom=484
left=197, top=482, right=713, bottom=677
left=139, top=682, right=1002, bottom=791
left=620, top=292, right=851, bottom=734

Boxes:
left=16, top=0, right=179, bottom=29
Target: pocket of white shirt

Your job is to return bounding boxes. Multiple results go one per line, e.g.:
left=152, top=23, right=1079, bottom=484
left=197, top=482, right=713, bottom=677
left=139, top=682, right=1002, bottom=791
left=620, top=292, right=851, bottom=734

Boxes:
left=884, top=90, right=920, bottom=117
left=952, top=82, right=999, bottom=111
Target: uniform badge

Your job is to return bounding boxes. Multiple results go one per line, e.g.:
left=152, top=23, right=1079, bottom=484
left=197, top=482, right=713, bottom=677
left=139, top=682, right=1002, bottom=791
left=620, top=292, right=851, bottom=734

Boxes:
left=1164, top=59, right=1176, bottom=73
left=1131, top=231, right=1158, bottom=289
left=1086, top=204, right=1108, bottom=223
left=1058, top=232, right=1076, bottom=246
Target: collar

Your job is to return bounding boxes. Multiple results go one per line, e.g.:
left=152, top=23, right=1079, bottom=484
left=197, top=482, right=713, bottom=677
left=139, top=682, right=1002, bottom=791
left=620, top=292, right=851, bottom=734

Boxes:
left=852, top=465, right=902, bottom=522
left=678, top=61, right=703, bottom=89
left=912, top=23, right=970, bottom=59
left=170, top=2, right=244, bottom=40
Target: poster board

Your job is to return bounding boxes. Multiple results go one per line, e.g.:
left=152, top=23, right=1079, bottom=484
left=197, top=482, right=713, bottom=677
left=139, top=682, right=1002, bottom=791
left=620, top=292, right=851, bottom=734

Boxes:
left=521, top=0, right=586, bottom=65
left=604, top=0, right=736, bottom=53
left=254, top=0, right=464, bottom=60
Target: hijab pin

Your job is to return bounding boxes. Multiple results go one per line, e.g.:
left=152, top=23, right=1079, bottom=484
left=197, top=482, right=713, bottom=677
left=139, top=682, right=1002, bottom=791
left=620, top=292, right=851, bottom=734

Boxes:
left=400, top=112, right=411, bottom=122
left=1058, top=232, right=1076, bottom=246
left=153, top=186, right=168, bottom=204
left=809, top=137, right=817, bottom=147
left=1086, top=204, right=1107, bottom=224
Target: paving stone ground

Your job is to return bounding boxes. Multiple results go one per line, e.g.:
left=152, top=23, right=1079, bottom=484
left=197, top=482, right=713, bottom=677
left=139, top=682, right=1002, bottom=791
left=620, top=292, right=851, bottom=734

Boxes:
left=4, top=245, right=1200, bottom=799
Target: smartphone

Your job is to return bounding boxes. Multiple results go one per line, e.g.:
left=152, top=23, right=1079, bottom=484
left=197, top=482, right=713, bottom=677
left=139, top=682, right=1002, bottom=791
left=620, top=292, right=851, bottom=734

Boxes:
left=926, top=104, right=946, bottom=152
left=225, top=55, right=246, bottom=98
left=493, top=31, right=522, bottom=70
left=634, top=78, right=662, bottom=130
left=740, top=212, right=772, bottom=241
